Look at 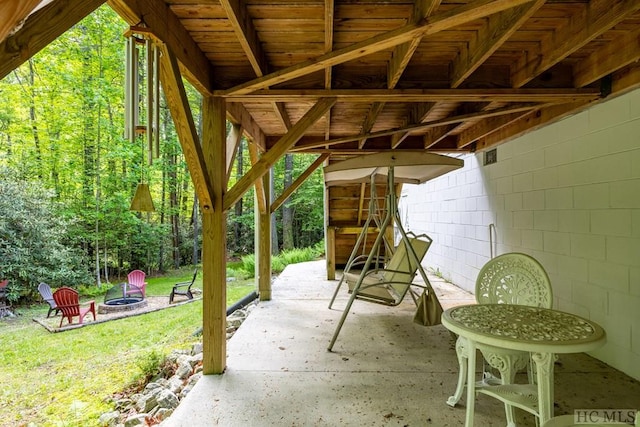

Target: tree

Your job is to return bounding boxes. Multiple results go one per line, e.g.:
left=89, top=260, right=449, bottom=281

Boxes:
left=0, top=168, right=92, bottom=302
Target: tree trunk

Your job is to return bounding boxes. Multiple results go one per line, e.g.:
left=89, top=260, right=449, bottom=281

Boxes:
left=282, top=154, right=294, bottom=250
left=270, top=168, right=279, bottom=255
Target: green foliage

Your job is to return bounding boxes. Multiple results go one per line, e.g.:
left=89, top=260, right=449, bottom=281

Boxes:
left=0, top=268, right=255, bottom=426
left=0, top=170, right=92, bottom=302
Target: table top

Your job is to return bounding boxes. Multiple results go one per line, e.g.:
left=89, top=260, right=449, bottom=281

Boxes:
left=442, top=304, right=606, bottom=354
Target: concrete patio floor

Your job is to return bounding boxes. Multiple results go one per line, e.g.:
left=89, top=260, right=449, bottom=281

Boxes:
left=164, top=260, right=640, bottom=426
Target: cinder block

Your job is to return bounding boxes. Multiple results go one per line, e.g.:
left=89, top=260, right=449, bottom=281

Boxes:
left=574, top=183, right=610, bottom=209
left=610, top=180, right=640, bottom=208
left=533, top=167, right=559, bottom=190
left=591, top=209, right=632, bottom=237
left=513, top=172, right=533, bottom=192
left=572, top=281, right=608, bottom=313
left=523, top=190, right=545, bottom=210
left=534, top=210, right=559, bottom=231
left=606, top=236, right=640, bottom=267
left=514, top=210, right=534, bottom=229
left=571, top=233, right=606, bottom=260
left=607, top=121, right=640, bottom=154
left=588, top=259, right=630, bottom=293
left=521, top=229, right=543, bottom=250
left=571, top=132, right=609, bottom=162
left=505, top=193, right=523, bottom=211
left=555, top=255, right=588, bottom=282
left=545, top=140, right=573, bottom=167
left=545, top=188, right=573, bottom=210
left=558, top=210, right=590, bottom=233
left=588, top=94, right=630, bottom=131
left=543, top=231, right=571, bottom=255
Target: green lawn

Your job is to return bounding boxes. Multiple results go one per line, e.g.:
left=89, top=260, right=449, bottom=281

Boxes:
left=0, top=268, right=255, bottom=427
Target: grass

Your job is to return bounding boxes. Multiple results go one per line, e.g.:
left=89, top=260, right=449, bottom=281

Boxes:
left=0, top=267, right=255, bottom=427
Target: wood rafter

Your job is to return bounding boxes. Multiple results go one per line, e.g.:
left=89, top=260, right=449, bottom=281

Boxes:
left=292, top=102, right=542, bottom=152
left=0, top=0, right=43, bottom=43
left=220, top=88, right=600, bottom=103
left=224, top=0, right=539, bottom=95
left=226, top=123, right=243, bottom=185
left=108, top=0, right=213, bottom=94
left=511, top=0, right=640, bottom=88
left=224, top=98, right=336, bottom=211
left=0, top=0, right=106, bottom=81
left=158, top=44, right=215, bottom=213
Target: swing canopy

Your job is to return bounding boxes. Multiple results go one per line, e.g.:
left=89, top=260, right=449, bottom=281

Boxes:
left=323, top=151, right=464, bottom=187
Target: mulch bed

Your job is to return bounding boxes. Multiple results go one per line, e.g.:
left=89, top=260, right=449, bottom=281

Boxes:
left=32, top=296, right=200, bottom=333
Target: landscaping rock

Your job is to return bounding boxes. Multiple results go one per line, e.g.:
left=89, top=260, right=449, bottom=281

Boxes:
left=98, top=410, right=120, bottom=427
left=101, top=299, right=258, bottom=426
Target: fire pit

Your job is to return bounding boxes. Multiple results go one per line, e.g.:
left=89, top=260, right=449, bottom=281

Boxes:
left=98, top=283, right=147, bottom=314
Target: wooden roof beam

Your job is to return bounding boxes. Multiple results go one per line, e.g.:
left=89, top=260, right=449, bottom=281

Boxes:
left=226, top=123, right=243, bottom=185
left=0, top=0, right=105, bottom=81
left=391, top=102, right=437, bottom=148
left=457, top=111, right=532, bottom=148
left=220, top=88, right=600, bottom=103
left=450, top=0, right=544, bottom=88
left=0, top=0, right=43, bottom=43
left=220, top=0, right=266, bottom=78
left=108, top=0, right=214, bottom=95
left=358, top=0, right=440, bottom=149
left=224, top=0, right=539, bottom=95
left=226, top=102, right=266, bottom=152
left=291, top=102, right=541, bottom=151
left=224, top=97, right=336, bottom=211
left=323, top=0, right=335, bottom=141
left=159, top=44, right=214, bottom=213
left=574, top=27, right=640, bottom=88
left=511, top=0, right=640, bottom=88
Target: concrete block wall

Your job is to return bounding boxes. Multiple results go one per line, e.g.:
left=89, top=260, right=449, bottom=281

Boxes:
left=402, top=88, right=640, bottom=380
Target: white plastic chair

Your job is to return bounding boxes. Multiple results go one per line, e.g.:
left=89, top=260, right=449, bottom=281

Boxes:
left=446, top=252, right=553, bottom=426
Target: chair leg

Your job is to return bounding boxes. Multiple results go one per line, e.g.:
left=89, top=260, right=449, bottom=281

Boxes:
left=169, top=290, right=175, bottom=304
left=447, top=336, right=468, bottom=407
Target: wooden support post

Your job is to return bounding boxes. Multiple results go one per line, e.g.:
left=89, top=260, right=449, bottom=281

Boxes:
left=326, top=226, right=336, bottom=280
left=255, top=169, right=272, bottom=300
left=201, top=95, right=227, bottom=375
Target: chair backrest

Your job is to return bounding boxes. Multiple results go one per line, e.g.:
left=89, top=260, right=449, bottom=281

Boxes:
left=0, top=279, right=7, bottom=288
left=475, top=252, right=552, bottom=308
left=187, top=268, right=198, bottom=287
left=52, top=287, right=81, bottom=317
left=382, top=234, right=432, bottom=297
left=38, top=282, right=56, bottom=307
left=127, top=270, right=146, bottom=286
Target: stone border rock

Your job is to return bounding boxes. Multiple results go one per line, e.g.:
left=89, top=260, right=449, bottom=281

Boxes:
left=98, top=301, right=258, bottom=427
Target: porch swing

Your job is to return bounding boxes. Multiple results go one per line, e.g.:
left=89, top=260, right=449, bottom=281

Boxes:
left=324, top=151, right=464, bottom=351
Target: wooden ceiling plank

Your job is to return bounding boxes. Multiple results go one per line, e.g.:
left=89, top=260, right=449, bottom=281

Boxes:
left=450, top=0, right=545, bottom=88
left=0, top=0, right=43, bottom=43
left=270, top=153, right=330, bottom=213
left=108, top=0, right=213, bottom=95
left=224, top=0, right=539, bottom=95
left=324, top=0, right=335, bottom=141
left=511, top=0, right=640, bottom=88
left=221, top=88, right=600, bottom=103
left=358, top=102, right=386, bottom=148
left=574, top=27, right=640, bottom=87
left=159, top=44, right=215, bottom=213
left=219, top=0, right=266, bottom=77
left=0, top=0, right=105, bottom=81
left=225, top=97, right=337, bottom=211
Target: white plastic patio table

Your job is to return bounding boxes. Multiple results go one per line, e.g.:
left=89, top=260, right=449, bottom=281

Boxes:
left=442, top=304, right=606, bottom=427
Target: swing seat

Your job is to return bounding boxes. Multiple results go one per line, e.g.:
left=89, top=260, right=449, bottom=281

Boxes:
left=342, top=233, right=431, bottom=306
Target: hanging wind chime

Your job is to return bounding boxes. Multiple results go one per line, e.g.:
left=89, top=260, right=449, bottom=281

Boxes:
left=125, top=29, right=160, bottom=212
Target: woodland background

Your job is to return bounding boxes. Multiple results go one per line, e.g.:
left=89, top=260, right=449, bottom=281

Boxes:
left=0, top=5, right=325, bottom=303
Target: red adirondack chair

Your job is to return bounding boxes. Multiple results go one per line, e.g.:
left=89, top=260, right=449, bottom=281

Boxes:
left=52, top=287, right=96, bottom=327
left=127, top=270, right=147, bottom=297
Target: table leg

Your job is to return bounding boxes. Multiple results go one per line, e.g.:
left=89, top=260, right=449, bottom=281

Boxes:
left=465, top=340, right=477, bottom=427
left=532, top=352, right=555, bottom=425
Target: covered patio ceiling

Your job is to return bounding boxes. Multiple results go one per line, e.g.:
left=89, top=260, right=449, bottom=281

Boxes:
left=2, top=0, right=640, bottom=159
left=3, top=0, right=640, bottom=375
